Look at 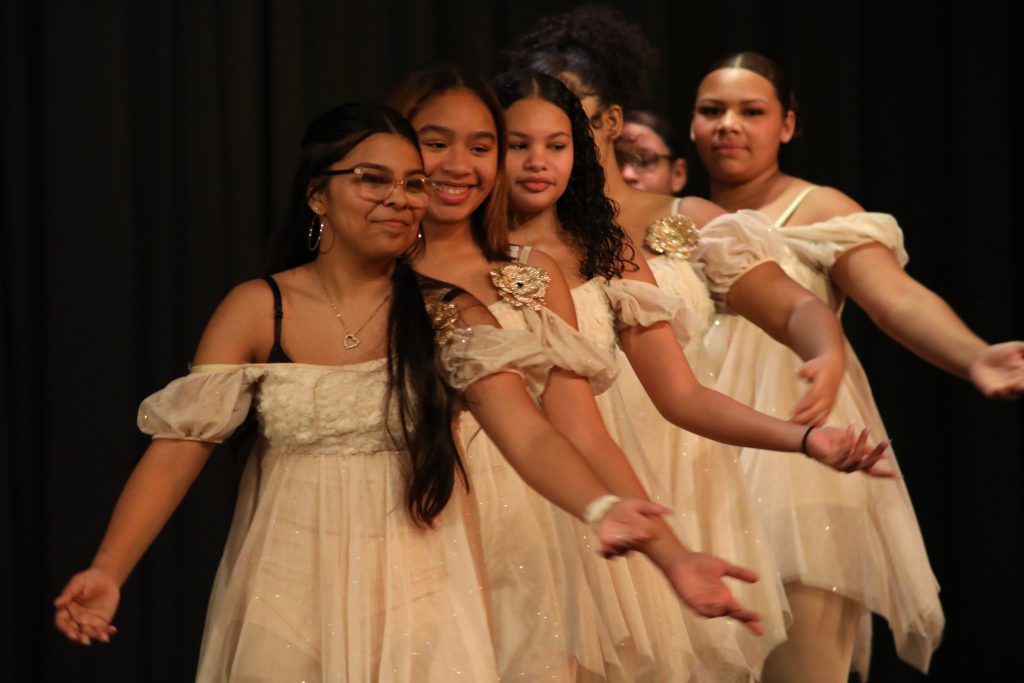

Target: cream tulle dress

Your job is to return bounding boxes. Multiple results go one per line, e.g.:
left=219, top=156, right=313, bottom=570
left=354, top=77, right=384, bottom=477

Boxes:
left=610, top=208, right=793, bottom=682
left=701, top=208, right=944, bottom=676
left=136, top=300, right=571, bottom=682
left=458, top=247, right=707, bottom=683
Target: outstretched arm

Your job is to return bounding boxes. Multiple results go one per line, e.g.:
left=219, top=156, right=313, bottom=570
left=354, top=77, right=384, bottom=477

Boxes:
left=728, top=262, right=846, bottom=424
left=620, top=257, right=888, bottom=472
left=55, top=280, right=270, bottom=644
left=832, top=243, right=1024, bottom=399
left=54, top=439, right=215, bottom=644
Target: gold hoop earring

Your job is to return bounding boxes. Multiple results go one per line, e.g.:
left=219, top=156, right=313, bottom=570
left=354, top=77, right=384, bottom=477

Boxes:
left=307, top=216, right=323, bottom=252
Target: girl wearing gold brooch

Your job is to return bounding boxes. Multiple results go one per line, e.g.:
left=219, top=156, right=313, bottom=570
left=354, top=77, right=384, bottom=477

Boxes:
left=52, top=103, right=687, bottom=683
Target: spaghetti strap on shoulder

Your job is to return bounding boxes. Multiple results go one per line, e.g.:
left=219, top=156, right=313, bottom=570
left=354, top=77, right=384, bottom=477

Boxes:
left=775, top=185, right=819, bottom=227
left=262, top=275, right=292, bottom=364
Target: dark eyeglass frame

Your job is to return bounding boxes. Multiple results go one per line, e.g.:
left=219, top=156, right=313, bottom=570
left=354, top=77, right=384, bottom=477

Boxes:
left=318, top=167, right=435, bottom=201
left=614, top=150, right=675, bottom=171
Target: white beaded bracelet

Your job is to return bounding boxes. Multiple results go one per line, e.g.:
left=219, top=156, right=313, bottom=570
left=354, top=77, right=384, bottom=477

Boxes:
left=583, top=494, right=622, bottom=530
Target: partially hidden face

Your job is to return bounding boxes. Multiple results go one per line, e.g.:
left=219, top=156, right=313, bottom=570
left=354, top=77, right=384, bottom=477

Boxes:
left=504, top=96, right=574, bottom=217
left=409, top=88, right=499, bottom=225
left=691, top=67, right=795, bottom=183
left=615, top=121, right=686, bottom=194
left=308, top=132, right=426, bottom=259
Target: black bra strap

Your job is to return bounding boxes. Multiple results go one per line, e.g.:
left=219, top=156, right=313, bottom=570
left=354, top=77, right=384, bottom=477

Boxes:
left=262, top=275, right=291, bottom=363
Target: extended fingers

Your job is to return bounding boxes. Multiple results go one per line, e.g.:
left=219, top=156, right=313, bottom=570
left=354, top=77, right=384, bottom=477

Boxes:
left=727, top=608, right=765, bottom=635
left=723, top=562, right=759, bottom=584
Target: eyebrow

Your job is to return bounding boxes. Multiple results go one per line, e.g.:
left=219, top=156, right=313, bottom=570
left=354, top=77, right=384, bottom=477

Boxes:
left=698, top=97, right=770, bottom=105
left=508, top=131, right=570, bottom=139
left=351, top=162, right=427, bottom=177
left=468, top=131, right=497, bottom=143
left=417, top=125, right=454, bottom=138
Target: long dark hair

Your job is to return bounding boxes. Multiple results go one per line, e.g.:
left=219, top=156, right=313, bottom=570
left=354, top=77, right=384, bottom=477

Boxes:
left=623, top=109, right=685, bottom=161
left=390, top=64, right=512, bottom=262
left=492, top=70, right=634, bottom=280
left=503, top=5, right=657, bottom=113
left=265, top=103, right=465, bottom=526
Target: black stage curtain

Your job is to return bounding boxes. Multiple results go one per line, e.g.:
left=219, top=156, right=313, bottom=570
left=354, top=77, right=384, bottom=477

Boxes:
left=2, top=1, right=1021, bottom=681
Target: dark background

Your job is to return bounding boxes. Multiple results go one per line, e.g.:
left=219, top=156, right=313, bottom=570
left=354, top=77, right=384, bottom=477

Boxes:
left=2, top=1, right=1021, bottom=681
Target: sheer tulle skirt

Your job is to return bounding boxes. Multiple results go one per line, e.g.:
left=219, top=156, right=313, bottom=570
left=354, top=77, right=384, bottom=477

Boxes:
left=705, top=316, right=944, bottom=676
left=195, top=442, right=499, bottom=683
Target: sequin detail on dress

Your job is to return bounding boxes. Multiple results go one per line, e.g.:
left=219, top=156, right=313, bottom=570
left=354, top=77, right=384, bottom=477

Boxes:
left=425, top=295, right=460, bottom=346
left=488, top=262, right=550, bottom=311
left=644, top=213, right=701, bottom=259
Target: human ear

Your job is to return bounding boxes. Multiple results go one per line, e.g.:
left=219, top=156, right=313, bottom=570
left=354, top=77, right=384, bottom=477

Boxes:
left=670, top=158, right=688, bottom=194
left=780, top=110, right=797, bottom=144
left=603, top=104, right=624, bottom=142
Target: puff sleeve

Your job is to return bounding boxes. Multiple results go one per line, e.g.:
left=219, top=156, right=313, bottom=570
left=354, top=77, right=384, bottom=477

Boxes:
left=137, top=364, right=264, bottom=443
left=693, top=209, right=785, bottom=305
left=602, top=277, right=701, bottom=345
left=781, top=212, right=909, bottom=271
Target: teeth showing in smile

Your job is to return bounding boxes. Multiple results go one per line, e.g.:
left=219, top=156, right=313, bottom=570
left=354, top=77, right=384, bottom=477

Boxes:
left=434, top=184, right=469, bottom=195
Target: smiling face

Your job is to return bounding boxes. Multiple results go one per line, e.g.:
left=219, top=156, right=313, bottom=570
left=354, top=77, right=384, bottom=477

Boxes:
left=408, top=89, right=499, bottom=227
left=308, top=132, right=425, bottom=261
left=691, top=67, right=796, bottom=184
left=504, top=96, right=574, bottom=218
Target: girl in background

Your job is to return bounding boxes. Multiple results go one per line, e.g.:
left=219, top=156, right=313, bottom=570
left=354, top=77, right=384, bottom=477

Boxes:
left=691, top=52, right=1024, bottom=681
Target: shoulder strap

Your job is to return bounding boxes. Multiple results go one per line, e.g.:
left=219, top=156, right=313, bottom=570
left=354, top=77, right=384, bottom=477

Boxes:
left=776, top=185, right=819, bottom=227
left=262, top=275, right=291, bottom=363
left=508, top=244, right=533, bottom=263
left=670, top=197, right=684, bottom=215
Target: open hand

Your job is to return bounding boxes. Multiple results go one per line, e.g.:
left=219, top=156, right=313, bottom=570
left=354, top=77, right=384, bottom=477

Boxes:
left=805, top=425, right=894, bottom=478
left=596, top=498, right=670, bottom=558
left=969, top=342, right=1024, bottom=399
left=661, top=552, right=764, bottom=635
left=54, top=567, right=120, bottom=645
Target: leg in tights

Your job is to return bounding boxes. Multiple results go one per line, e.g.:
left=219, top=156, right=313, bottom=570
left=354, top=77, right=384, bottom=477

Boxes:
left=760, top=582, right=864, bottom=683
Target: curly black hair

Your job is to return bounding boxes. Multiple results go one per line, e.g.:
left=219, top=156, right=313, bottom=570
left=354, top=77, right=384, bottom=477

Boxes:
left=503, top=5, right=658, bottom=111
left=492, top=70, right=636, bottom=281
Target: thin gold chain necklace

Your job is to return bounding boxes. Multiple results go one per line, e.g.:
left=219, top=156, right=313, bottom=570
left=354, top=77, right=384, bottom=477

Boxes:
left=314, top=263, right=391, bottom=350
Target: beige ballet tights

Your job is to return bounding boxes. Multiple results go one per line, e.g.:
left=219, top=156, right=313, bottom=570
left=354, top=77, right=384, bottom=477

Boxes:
left=760, top=582, right=864, bottom=683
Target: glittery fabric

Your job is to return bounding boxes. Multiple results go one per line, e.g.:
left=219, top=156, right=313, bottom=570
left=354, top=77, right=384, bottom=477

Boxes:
left=489, top=262, right=551, bottom=311
left=608, top=259, right=790, bottom=682
left=644, top=213, right=701, bottom=259
left=138, top=361, right=501, bottom=682
left=701, top=212, right=943, bottom=677
left=455, top=296, right=629, bottom=681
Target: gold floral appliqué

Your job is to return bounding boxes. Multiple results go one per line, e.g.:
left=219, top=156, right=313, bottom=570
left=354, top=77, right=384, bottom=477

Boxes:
left=489, top=263, right=550, bottom=311
left=425, top=297, right=460, bottom=345
left=644, top=214, right=700, bottom=259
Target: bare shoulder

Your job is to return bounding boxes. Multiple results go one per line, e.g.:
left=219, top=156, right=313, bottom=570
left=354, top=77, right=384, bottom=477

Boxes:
left=676, top=195, right=727, bottom=226
left=193, top=278, right=276, bottom=365
left=797, top=186, right=866, bottom=223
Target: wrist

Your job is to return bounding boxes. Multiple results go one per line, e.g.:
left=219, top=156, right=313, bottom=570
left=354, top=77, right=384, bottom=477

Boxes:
left=800, top=425, right=815, bottom=455
left=583, top=495, right=621, bottom=530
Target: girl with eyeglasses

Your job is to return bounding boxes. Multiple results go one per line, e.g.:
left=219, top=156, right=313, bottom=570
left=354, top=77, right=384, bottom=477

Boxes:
left=52, top=102, right=679, bottom=682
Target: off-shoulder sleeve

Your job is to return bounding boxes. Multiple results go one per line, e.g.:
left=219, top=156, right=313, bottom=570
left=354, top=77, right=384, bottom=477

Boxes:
left=693, top=209, right=785, bottom=303
left=439, top=312, right=617, bottom=398
left=782, top=212, right=909, bottom=271
left=603, top=277, right=700, bottom=345
left=439, top=325, right=556, bottom=398
left=137, top=364, right=264, bottom=443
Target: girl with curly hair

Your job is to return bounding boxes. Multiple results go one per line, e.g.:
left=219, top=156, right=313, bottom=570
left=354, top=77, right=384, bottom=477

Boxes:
left=390, top=63, right=808, bottom=682
left=493, top=67, right=894, bottom=683
left=50, top=102, right=691, bottom=682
